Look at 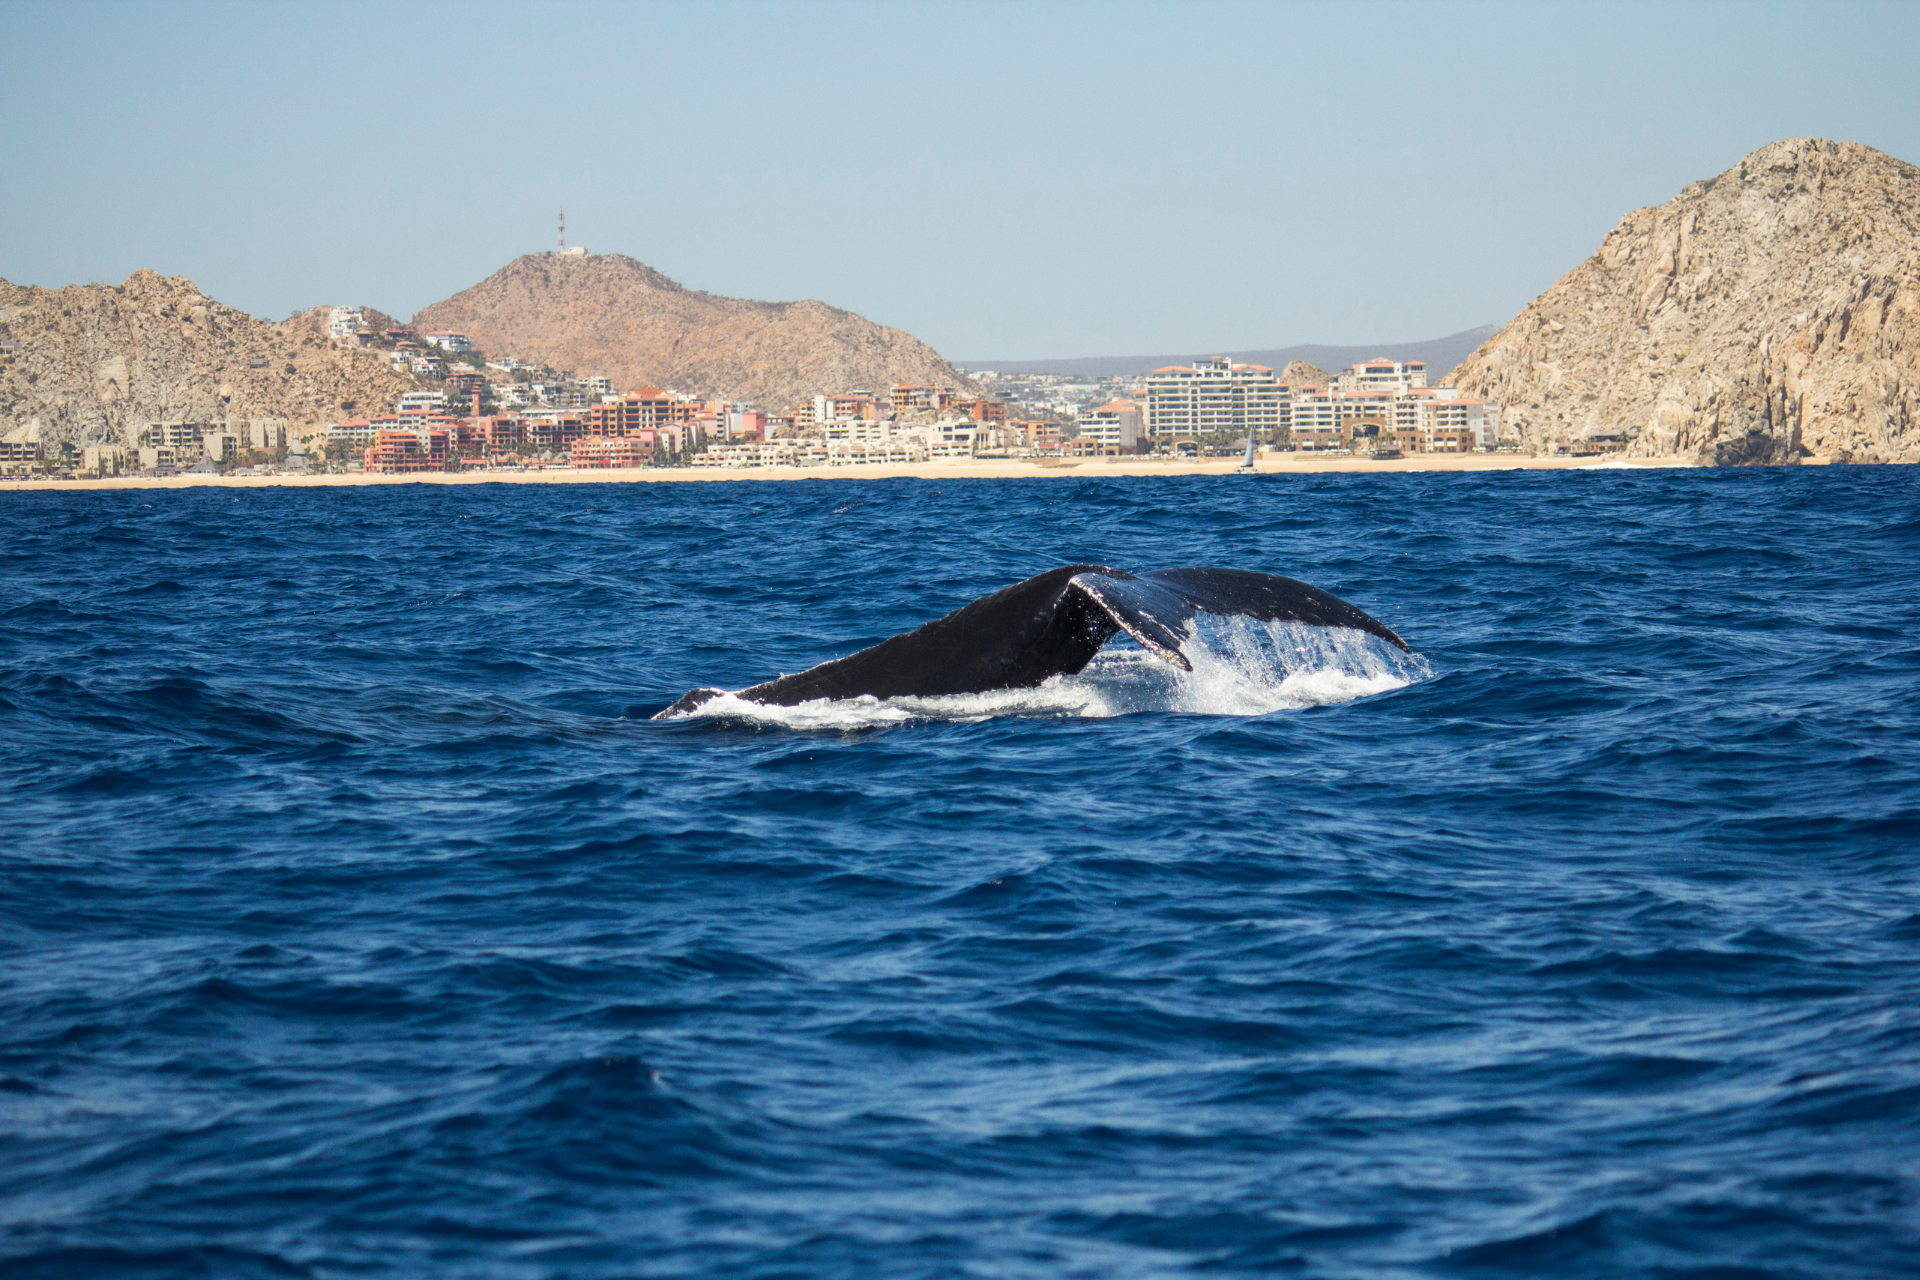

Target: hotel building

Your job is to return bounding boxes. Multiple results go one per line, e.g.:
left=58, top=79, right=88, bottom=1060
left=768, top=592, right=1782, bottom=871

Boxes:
left=1079, top=399, right=1145, bottom=451
left=1143, top=357, right=1285, bottom=439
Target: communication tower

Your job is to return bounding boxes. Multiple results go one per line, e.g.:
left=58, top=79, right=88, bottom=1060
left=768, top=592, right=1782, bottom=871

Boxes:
left=559, top=208, right=566, bottom=252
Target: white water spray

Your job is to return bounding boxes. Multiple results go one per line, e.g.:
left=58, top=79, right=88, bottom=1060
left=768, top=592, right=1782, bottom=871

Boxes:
left=673, top=620, right=1429, bottom=729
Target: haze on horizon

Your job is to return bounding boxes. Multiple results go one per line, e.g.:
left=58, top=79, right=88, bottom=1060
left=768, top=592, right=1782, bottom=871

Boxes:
left=4, top=0, right=1917, bottom=363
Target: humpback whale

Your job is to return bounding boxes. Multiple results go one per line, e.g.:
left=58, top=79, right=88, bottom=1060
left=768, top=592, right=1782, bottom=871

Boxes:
left=655, top=566, right=1407, bottom=719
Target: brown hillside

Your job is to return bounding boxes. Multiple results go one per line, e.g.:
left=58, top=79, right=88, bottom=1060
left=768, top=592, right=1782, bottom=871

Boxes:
left=1446, top=138, right=1920, bottom=464
left=0, top=271, right=423, bottom=448
left=412, top=253, right=977, bottom=410
left=1278, top=359, right=1332, bottom=389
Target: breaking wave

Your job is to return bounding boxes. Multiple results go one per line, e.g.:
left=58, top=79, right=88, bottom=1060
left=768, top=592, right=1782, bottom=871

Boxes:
left=671, top=619, right=1429, bottom=729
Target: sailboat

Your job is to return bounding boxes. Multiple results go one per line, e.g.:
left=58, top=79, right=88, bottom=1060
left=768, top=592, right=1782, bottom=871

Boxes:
left=1234, top=432, right=1258, bottom=473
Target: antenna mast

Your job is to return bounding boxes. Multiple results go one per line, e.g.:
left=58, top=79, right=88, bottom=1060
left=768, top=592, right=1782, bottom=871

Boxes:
left=558, top=208, right=566, bottom=252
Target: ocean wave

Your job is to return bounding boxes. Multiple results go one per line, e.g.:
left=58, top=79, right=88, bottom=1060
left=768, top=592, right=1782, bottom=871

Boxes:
left=3, top=472, right=1918, bottom=1278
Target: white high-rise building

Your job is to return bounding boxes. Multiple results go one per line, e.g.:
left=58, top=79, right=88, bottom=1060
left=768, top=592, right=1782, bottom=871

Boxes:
left=1143, top=357, right=1284, bottom=439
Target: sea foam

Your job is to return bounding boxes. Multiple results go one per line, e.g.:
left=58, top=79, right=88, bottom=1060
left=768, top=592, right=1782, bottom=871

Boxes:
left=674, top=620, right=1429, bottom=729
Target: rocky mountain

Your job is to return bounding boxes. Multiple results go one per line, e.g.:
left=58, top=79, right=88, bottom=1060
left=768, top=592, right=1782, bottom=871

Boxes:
left=1446, top=138, right=1920, bottom=463
left=1278, top=359, right=1333, bottom=389
left=0, top=270, right=423, bottom=449
left=412, top=253, right=977, bottom=410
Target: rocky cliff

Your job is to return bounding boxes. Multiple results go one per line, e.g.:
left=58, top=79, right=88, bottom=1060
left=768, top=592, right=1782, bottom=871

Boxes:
left=1446, top=138, right=1920, bottom=463
left=412, top=253, right=977, bottom=410
left=0, top=271, right=422, bottom=448
left=1278, top=359, right=1332, bottom=389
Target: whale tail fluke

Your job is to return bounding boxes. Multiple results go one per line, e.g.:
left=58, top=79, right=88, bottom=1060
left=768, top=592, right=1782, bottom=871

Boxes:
left=652, top=565, right=1408, bottom=719
left=1103, top=568, right=1409, bottom=653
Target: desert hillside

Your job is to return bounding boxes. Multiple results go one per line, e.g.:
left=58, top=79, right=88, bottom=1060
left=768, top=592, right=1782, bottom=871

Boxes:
left=413, top=253, right=977, bottom=410
left=0, top=271, right=422, bottom=448
left=1446, top=137, right=1920, bottom=463
left=1278, top=359, right=1332, bottom=388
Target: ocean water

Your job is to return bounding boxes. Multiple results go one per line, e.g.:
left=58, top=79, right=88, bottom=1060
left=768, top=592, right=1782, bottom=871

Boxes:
left=3, top=468, right=1919, bottom=1279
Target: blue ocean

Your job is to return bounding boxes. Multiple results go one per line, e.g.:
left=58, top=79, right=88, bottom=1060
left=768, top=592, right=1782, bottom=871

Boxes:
left=4, top=468, right=1919, bottom=1279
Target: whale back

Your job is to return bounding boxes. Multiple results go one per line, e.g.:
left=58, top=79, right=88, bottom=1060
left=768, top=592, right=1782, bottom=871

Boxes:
left=730, top=564, right=1120, bottom=707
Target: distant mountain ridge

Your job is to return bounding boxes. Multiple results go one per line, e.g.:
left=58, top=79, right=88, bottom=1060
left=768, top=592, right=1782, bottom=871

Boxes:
left=962, top=326, right=1499, bottom=381
left=413, top=253, right=977, bottom=410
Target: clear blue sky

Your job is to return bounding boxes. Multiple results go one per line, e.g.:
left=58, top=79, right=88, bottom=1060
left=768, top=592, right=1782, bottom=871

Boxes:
left=4, top=0, right=1915, bottom=360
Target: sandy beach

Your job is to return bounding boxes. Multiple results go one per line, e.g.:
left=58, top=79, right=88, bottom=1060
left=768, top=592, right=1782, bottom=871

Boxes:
left=0, top=451, right=1714, bottom=492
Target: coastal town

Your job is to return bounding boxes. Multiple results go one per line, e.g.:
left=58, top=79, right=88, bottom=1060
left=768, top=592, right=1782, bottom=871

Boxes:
left=1, top=307, right=1529, bottom=479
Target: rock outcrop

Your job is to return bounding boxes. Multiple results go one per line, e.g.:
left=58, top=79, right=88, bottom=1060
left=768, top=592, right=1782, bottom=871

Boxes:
left=1278, top=359, right=1333, bottom=389
left=1446, top=138, right=1920, bottom=463
left=412, top=253, right=977, bottom=410
left=0, top=271, right=422, bottom=449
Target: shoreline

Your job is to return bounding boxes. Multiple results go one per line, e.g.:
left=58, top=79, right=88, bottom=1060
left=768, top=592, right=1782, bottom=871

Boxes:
left=0, top=452, right=1715, bottom=492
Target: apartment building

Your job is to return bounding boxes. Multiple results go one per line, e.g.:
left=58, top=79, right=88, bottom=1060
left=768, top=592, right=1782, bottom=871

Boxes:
left=1286, top=364, right=1500, bottom=451
left=1334, top=357, right=1427, bottom=396
left=365, top=427, right=452, bottom=474
left=1414, top=392, right=1495, bottom=448
left=813, top=392, right=876, bottom=424
left=1289, top=390, right=1393, bottom=444
left=79, top=444, right=130, bottom=477
left=1079, top=399, right=1145, bottom=450
left=590, top=387, right=687, bottom=436
left=571, top=436, right=653, bottom=469
left=245, top=419, right=289, bottom=450
left=889, top=384, right=961, bottom=414
left=446, top=371, right=488, bottom=400
left=1144, top=357, right=1284, bottom=439
left=0, top=423, right=44, bottom=470
left=725, top=408, right=766, bottom=440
